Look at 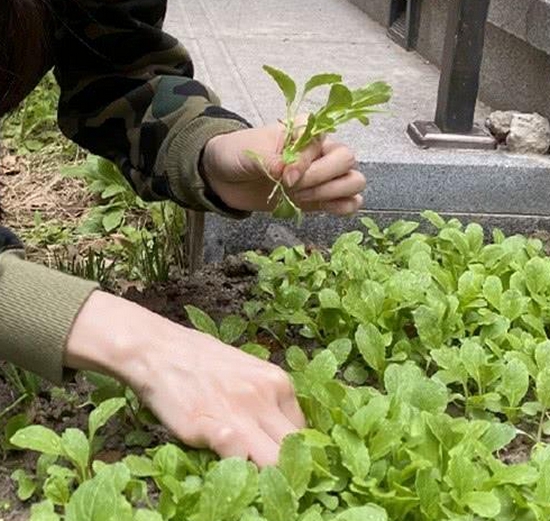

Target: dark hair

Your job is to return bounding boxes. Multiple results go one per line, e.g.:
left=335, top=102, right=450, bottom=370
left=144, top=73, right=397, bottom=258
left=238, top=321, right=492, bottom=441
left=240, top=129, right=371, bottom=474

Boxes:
left=0, top=0, right=52, bottom=116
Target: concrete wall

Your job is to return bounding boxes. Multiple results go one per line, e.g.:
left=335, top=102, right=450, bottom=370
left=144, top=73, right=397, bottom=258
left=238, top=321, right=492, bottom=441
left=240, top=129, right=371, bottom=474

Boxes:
left=350, top=0, right=550, bottom=119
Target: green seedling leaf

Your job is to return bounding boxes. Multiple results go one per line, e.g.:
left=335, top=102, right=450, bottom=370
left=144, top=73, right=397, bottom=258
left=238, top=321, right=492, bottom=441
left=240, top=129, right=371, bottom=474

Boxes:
left=327, top=338, right=353, bottom=366
left=356, top=323, right=387, bottom=373
left=497, top=359, right=529, bottom=408
left=273, top=189, right=302, bottom=224
left=61, top=429, right=90, bottom=480
left=324, top=84, right=353, bottom=114
left=333, top=505, right=388, bottom=521
left=279, top=434, right=312, bottom=499
left=194, top=458, right=258, bottom=521
left=303, top=73, right=342, bottom=96
left=263, top=65, right=297, bottom=107
left=11, top=469, right=36, bottom=501
left=102, top=208, right=124, bottom=232
left=332, top=425, right=371, bottom=480
left=259, top=467, right=298, bottom=521
left=185, top=305, right=219, bottom=338
left=350, top=395, right=390, bottom=438
left=88, top=397, right=127, bottom=443
left=220, top=315, right=248, bottom=344
left=65, top=463, right=132, bottom=521
left=536, top=368, right=550, bottom=409
left=463, top=491, right=501, bottom=518
left=11, top=426, right=63, bottom=456
left=123, top=455, right=158, bottom=478
left=286, top=346, right=309, bottom=371
left=134, top=511, right=164, bottom=521
left=29, top=500, right=60, bottom=521
left=415, top=468, right=440, bottom=518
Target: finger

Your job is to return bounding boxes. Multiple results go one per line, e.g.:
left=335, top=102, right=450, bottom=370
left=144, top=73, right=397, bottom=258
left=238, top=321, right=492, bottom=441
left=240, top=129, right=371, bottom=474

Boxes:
left=293, top=144, right=356, bottom=191
left=279, top=394, right=307, bottom=429
left=258, top=409, right=302, bottom=445
left=295, top=170, right=366, bottom=203
left=321, top=194, right=364, bottom=216
left=238, top=422, right=282, bottom=467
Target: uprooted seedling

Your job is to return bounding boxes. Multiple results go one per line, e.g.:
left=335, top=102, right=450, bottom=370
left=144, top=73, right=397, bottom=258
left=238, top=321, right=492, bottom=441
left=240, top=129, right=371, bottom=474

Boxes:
left=247, top=65, right=391, bottom=223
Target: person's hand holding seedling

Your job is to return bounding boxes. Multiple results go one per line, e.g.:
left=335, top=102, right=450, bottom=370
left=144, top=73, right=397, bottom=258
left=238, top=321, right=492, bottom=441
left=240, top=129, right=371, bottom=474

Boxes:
left=201, top=66, right=391, bottom=221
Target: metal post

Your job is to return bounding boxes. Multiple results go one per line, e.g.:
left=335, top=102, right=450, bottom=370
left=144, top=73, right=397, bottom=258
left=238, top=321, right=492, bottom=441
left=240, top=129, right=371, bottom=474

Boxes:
left=184, top=210, right=205, bottom=274
left=407, top=0, right=496, bottom=149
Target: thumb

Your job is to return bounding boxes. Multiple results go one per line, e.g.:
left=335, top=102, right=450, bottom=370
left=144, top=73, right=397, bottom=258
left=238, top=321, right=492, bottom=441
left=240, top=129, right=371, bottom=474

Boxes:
left=282, top=114, right=324, bottom=188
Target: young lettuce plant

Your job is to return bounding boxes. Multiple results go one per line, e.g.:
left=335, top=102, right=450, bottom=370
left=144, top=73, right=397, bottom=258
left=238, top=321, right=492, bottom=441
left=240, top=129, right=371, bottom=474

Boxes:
left=248, top=65, right=391, bottom=223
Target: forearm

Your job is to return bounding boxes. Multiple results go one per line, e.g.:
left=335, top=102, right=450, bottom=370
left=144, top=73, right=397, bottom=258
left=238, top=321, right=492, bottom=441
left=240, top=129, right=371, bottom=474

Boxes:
left=0, top=252, right=98, bottom=383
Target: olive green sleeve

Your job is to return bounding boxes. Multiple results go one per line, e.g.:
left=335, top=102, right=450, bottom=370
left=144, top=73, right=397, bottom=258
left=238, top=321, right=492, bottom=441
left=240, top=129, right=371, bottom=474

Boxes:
left=0, top=252, right=98, bottom=384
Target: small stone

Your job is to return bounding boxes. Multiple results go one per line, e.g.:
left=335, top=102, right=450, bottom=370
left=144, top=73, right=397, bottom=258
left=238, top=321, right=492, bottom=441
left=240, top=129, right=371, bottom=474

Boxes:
left=222, top=254, right=257, bottom=277
left=506, top=113, right=550, bottom=154
left=485, top=110, right=518, bottom=142
left=262, top=224, right=302, bottom=251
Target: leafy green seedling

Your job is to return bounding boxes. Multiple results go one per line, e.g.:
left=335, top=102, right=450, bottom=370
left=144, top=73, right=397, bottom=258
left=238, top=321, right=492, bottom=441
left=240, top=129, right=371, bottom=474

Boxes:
left=249, top=66, right=391, bottom=223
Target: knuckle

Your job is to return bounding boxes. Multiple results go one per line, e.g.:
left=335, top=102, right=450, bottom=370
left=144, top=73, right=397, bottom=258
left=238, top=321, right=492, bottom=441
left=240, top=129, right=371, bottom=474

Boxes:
left=265, top=366, right=293, bottom=392
left=212, top=425, right=239, bottom=451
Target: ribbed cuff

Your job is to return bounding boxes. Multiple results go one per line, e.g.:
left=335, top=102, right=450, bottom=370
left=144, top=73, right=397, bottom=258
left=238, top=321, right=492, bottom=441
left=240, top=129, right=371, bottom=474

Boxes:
left=0, top=253, right=98, bottom=384
left=163, top=116, right=252, bottom=219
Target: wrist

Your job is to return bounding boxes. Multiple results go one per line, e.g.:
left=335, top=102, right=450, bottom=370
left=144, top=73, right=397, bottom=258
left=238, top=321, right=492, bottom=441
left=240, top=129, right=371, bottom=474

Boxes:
left=64, top=291, right=180, bottom=391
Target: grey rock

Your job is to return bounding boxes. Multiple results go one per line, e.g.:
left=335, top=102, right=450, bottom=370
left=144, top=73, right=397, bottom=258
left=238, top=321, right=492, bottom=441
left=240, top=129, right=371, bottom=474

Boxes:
left=506, top=113, right=550, bottom=154
left=262, top=224, right=302, bottom=251
left=486, top=110, right=518, bottom=141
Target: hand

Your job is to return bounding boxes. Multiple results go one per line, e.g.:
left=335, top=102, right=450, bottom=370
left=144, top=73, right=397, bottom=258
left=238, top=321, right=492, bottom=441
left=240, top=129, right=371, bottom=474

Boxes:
left=202, top=118, right=366, bottom=216
left=65, top=291, right=306, bottom=467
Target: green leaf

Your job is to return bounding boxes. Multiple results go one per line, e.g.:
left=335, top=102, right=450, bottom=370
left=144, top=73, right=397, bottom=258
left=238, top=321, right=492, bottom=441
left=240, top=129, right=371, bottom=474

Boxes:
left=305, top=351, right=338, bottom=384
left=324, top=84, right=353, bottom=114
left=327, top=338, right=352, bottom=366
left=30, top=500, right=60, bottom=521
left=123, top=455, right=158, bottom=478
left=220, top=315, right=247, bottom=344
left=11, top=426, right=63, bottom=456
left=536, top=368, right=550, bottom=409
left=102, top=208, right=124, bottom=232
left=88, top=397, right=126, bottom=443
left=355, top=324, right=387, bottom=373
left=415, top=468, right=440, bottom=518
left=462, top=491, right=501, bottom=518
left=303, top=73, right=342, bottom=96
left=350, top=395, right=390, bottom=438
left=332, top=425, right=371, bottom=480
left=273, top=190, right=301, bottom=222
left=65, top=463, right=132, bottom=521
left=11, top=469, right=36, bottom=501
left=319, top=288, right=341, bottom=309
left=483, top=275, right=503, bottom=309
left=536, top=341, right=550, bottom=371
left=333, top=505, right=388, bottom=521
left=194, top=458, right=258, bottom=521
left=101, top=184, right=127, bottom=199
left=479, top=422, right=516, bottom=453
left=278, top=434, right=312, bottom=499
left=61, top=429, right=90, bottom=477
left=185, top=305, right=219, bottom=338
left=525, top=257, right=550, bottom=295
left=286, top=346, right=309, bottom=371
left=134, top=511, right=164, bottom=521
left=497, top=359, right=529, bottom=408
left=241, top=343, right=271, bottom=361
left=259, top=467, right=298, bottom=521
left=263, top=65, right=297, bottom=107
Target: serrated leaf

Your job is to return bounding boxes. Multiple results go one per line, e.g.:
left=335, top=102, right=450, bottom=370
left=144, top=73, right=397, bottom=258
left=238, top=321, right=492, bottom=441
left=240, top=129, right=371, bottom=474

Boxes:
left=259, top=467, right=298, bottom=521
left=185, top=305, right=219, bottom=338
left=11, top=426, right=63, bottom=456
left=263, top=65, right=297, bottom=107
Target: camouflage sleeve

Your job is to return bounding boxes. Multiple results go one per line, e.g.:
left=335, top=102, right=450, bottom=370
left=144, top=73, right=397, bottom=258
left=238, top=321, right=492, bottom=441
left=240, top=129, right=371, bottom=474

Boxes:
left=53, top=0, right=251, bottom=218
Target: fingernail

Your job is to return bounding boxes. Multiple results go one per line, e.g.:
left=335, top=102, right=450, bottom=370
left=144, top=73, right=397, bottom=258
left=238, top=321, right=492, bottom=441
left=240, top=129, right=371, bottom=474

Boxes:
left=285, top=169, right=301, bottom=188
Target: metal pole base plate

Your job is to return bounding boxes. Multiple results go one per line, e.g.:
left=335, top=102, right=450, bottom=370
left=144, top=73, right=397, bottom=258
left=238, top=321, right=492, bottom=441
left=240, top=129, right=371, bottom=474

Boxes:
left=407, top=121, right=497, bottom=150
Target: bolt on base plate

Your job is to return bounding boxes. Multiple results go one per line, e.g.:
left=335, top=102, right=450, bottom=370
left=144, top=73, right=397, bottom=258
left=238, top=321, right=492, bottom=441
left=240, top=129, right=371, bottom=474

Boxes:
left=407, top=121, right=497, bottom=150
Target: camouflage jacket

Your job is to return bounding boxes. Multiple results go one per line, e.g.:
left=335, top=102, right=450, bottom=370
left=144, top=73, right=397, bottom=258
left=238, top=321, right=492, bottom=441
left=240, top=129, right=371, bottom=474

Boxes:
left=0, top=0, right=251, bottom=383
